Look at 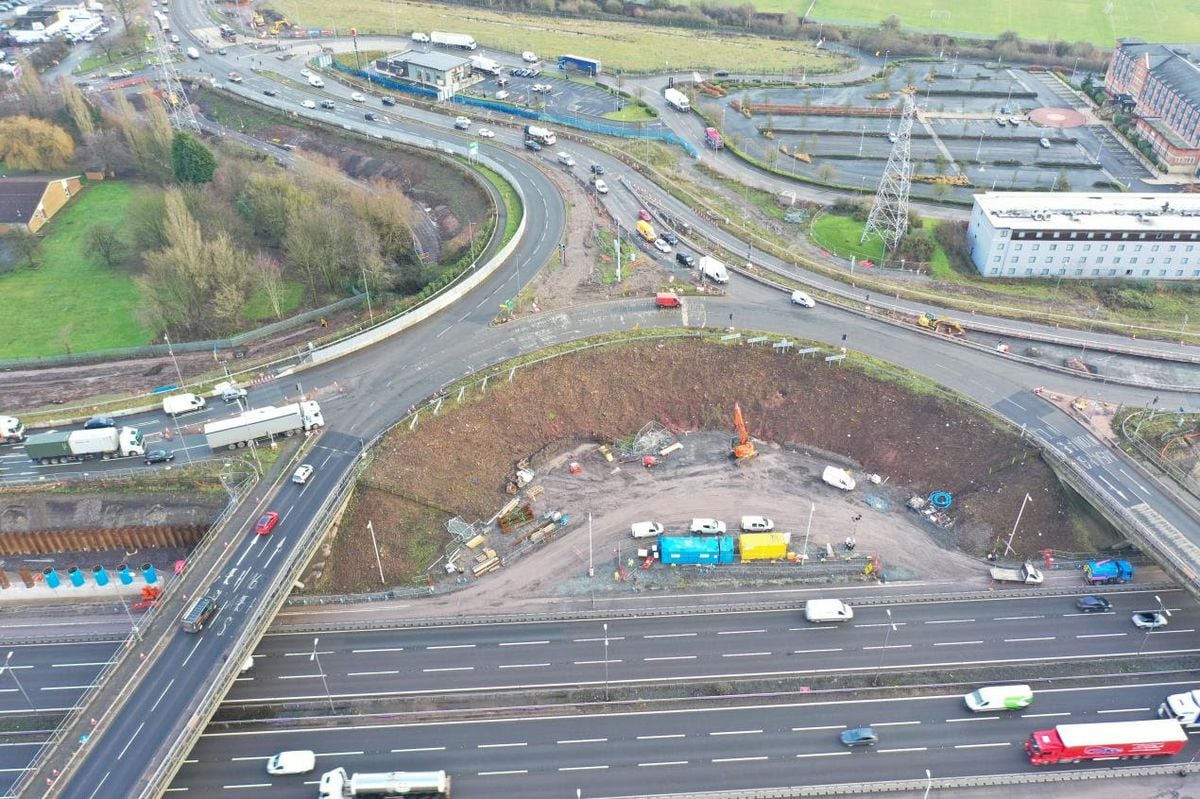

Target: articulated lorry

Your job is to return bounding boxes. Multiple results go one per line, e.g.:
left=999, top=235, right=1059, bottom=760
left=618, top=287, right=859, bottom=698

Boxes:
left=318, top=767, right=450, bottom=797
left=469, top=55, right=501, bottom=75
left=1159, top=688, right=1200, bottom=728
left=1083, top=558, right=1134, bottom=585
left=664, top=87, right=690, bottom=111
left=25, top=426, right=144, bottom=464
left=0, top=415, right=26, bottom=444
left=203, top=401, right=324, bottom=450
left=1025, top=719, right=1187, bottom=765
left=430, top=30, right=476, bottom=50
left=989, top=561, right=1044, bottom=584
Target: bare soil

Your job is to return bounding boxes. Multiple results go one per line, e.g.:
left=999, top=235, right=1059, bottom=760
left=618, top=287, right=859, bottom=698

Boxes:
left=306, top=339, right=1103, bottom=600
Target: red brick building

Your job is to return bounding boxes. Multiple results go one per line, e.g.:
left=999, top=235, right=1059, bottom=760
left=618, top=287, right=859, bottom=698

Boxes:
left=1105, top=40, right=1200, bottom=175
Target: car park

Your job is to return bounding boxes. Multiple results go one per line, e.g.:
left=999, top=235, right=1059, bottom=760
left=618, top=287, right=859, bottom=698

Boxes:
left=630, top=521, right=663, bottom=538
left=143, top=450, right=175, bottom=465
left=292, top=464, right=315, bottom=484
left=790, top=290, right=815, bottom=308
left=1132, top=611, right=1169, bottom=630
left=652, top=238, right=671, bottom=254
left=84, top=416, right=116, bottom=429
left=592, top=178, right=608, bottom=194
left=254, top=512, right=280, bottom=536
left=381, top=96, right=396, bottom=106
left=675, top=252, right=696, bottom=268
left=301, top=99, right=316, bottom=109
left=364, top=111, right=378, bottom=121
left=524, top=139, right=542, bottom=151
left=478, top=127, right=495, bottom=138
left=351, top=92, right=365, bottom=102
left=840, top=727, right=878, bottom=747
left=1076, top=595, right=1111, bottom=613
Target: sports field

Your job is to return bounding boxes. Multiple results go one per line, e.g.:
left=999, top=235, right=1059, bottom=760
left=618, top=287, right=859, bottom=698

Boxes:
left=790, top=0, right=1194, bottom=45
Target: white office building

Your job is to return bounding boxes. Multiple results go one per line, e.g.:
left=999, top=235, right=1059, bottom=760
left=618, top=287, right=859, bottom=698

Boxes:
left=967, top=192, right=1200, bottom=281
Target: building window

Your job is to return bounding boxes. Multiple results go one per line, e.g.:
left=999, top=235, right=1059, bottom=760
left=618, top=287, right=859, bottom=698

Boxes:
left=1160, top=270, right=1167, bottom=276
left=1101, top=244, right=1108, bottom=251
left=1143, top=270, right=1151, bottom=276
left=1007, top=268, right=1016, bottom=275
left=1152, top=245, right=1160, bottom=251
left=1117, top=244, right=1126, bottom=251
left=1049, top=244, right=1057, bottom=251
left=1114, top=257, right=1121, bottom=264
left=1025, top=268, right=1033, bottom=275
left=1028, top=256, right=1036, bottom=263
left=1036, top=232, right=1044, bottom=239
left=993, top=255, right=1001, bottom=262
left=1066, top=244, right=1074, bottom=251
left=1087, top=232, right=1095, bottom=240
left=1108, top=270, right=1117, bottom=276
left=1040, top=269, right=1050, bottom=275
left=1096, top=257, right=1105, bottom=264
left=1032, top=244, right=1040, bottom=251
left=1178, top=270, right=1184, bottom=277
left=1147, top=258, right=1154, bottom=264
left=1091, top=269, right=1100, bottom=276
left=1165, top=258, right=1172, bottom=264
left=1013, top=244, right=1022, bottom=251
left=1075, top=269, right=1084, bottom=276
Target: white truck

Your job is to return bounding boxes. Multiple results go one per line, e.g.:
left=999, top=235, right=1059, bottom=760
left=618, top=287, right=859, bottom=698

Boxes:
left=805, top=599, right=854, bottom=622
left=203, top=401, right=324, bottom=450
left=523, top=124, right=556, bottom=146
left=1159, top=688, right=1200, bottom=728
left=162, top=393, right=206, bottom=416
left=318, top=767, right=450, bottom=798
left=664, top=87, right=691, bottom=112
left=469, top=55, right=501, bottom=76
left=0, top=415, right=26, bottom=444
left=988, top=561, right=1044, bottom=584
left=822, top=465, right=855, bottom=490
left=430, top=30, right=477, bottom=50
left=698, top=255, right=728, bottom=284
left=25, top=426, right=144, bottom=464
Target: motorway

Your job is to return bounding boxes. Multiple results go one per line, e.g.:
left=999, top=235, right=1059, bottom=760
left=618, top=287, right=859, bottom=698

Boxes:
left=172, top=681, right=1200, bottom=797
left=10, top=7, right=1200, bottom=798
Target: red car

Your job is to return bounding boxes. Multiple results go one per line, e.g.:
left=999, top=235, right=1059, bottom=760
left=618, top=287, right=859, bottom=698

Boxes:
left=254, top=512, right=279, bottom=536
left=637, top=208, right=652, bottom=222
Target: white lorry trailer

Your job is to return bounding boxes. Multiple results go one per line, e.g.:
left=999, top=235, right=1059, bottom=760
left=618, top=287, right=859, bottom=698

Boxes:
left=469, top=55, right=501, bottom=75
left=698, top=255, right=728, bottom=284
left=989, top=561, right=1044, bottom=584
left=25, top=426, right=144, bottom=463
left=430, top=30, right=477, bottom=50
left=805, top=598, right=854, bottom=622
left=664, top=87, right=690, bottom=111
left=162, top=392, right=206, bottom=416
left=203, top=401, right=324, bottom=450
left=318, top=767, right=450, bottom=797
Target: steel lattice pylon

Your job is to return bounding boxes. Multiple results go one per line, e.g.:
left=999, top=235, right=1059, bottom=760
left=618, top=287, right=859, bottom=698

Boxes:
left=151, top=24, right=199, bottom=132
left=861, top=93, right=915, bottom=252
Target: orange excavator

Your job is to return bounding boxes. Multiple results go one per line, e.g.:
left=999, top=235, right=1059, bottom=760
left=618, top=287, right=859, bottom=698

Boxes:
left=731, top=403, right=757, bottom=460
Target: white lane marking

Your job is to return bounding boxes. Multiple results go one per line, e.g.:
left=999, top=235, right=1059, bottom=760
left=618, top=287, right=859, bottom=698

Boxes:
left=644, top=656, right=696, bottom=662
left=792, top=648, right=843, bottom=654
left=498, top=663, right=551, bottom=670
left=573, top=659, right=622, bottom=665
left=574, top=636, right=626, bottom=643
left=722, top=652, right=773, bottom=658
left=1097, top=707, right=1152, bottom=714
left=925, top=619, right=976, bottom=625
left=348, top=670, right=399, bottom=676
left=422, top=667, right=474, bottom=673
left=50, top=661, right=112, bottom=668
left=391, top=746, right=446, bottom=753
left=352, top=647, right=405, bottom=654
left=278, top=674, right=323, bottom=680
left=221, top=784, right=272, bottom=790
left=710, top=730, right=762, bottom=736
left=84, top=773, right=110, bottom=799
left=994, top=615, right=1045, bottom=621
left=872, top=721, right=921, bottom=728
left=791, top=725, right=844, bottom=732
left=117, top=721, right=145, bottom=760
left=638, top=760, right=688, bottom=767
left=862, top=644, right=913, bottom=651
left=427, top=644, right=475, bottom=650
left=933, top=641, right=984, bottom=647
left=478, top=770, right=527, bottom=776
left=638, top=734, right=685, bottom=740
left=878, top=747, right=928, bottom=753
left=717, top=629, right=767, bottom=635
left=478, top=742, right=527, bottom=749
left=712, top=756, right=769, bottom=763
left=1118, top=468, right=1149, bottom=494
left=558, top=738, right=607, bottom=745
left=1023, top=712, right=1072, bottom=719
left=954, top=742, right=1011, bottom=749
left=559, top=765, right=608, bottom=772
left=150, top=679, right=176, bottom=713
left=1077, top=633, right=1127, bottom=639
left=41, top=684, right=93, bottom=691
left=180, top=637, right=203, bottom=669
left=644, top=633, right=697, bottom=639
left=1004, top=637, right=1056, bottom=643
left=498, top=641, right=550, bottom=647
left=948, top=716, right=999, bottom=723
left=796, top=751, right=851, bottom=759
left=231, top=756, right=269, bottom=761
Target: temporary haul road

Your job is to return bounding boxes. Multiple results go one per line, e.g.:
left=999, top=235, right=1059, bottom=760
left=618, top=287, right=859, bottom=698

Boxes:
left=9, top=5, right=1200, bottom=798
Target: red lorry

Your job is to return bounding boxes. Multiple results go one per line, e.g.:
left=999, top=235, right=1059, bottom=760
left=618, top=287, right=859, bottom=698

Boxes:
left=1025, top=719, right=1187, bottom=765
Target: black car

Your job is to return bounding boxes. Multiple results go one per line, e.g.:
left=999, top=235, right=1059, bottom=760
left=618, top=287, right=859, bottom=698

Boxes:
left=365, top=112, right=378, bottom=121
left=524, top=139, right=542, bottom=151
left=590, top=163, right=605, bottom=175
left=676, top=252, right=696, bottom=268
left=84, top=416, right=116, bottom=429
left=713, top=69, right=731, bottom=77
left=263, top=88, right=278, bottom=97
left=144, top=450, right=175, bottom=465
left=381, top=96, right=396, bottom=106
left=1076, top=595, right=1112, bottom=613
left=509, top=67, right=522, bottom=76
left=662, top=231, right=679, bottom=246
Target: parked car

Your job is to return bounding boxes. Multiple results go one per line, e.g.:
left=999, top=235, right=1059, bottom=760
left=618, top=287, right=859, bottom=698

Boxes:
left=524, top=139, right=542, bottom=151
left=228, top=71, right=243, bottom=83
left=653, top=238, right=672, bottom=254
left=495, top=90, right=510, bottom=100
left=143, top=450, right=175, bottom=465
left=840, top=727, right=878, bottom=747
left=1075, top=595, right=1112, bottom=613
left=217, top=47, right=227, bottom=55
left=1132, top=611, right=1169, bottom=630
left=292, top=464, right=315, bottom=485
left=84, top=416, right=116, bottom=429
left=1039, top=137, right=1051, bottom=148
left=478, top=127, right=495, bottom=138
left=454, top=116, right=471, bottom=130
left=170, top=34, right=180, bottom=44
left=254, top=511, right=280, bottom=536
left=301, top=99, right=316, bottom=109
left=790, top=290, right=816, bottom=308
left=630, top=521, right=663, bottom=538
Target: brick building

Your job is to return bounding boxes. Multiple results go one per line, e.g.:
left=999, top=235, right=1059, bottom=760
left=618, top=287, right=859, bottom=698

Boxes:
left=0, top=176, right=83, bottom=234
left=1105, top=40, right=1200, bottom=175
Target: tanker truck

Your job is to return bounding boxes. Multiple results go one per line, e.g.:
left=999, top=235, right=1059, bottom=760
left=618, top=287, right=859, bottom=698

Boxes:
left=318, top=767, right=450, bottom=797
left=203, top=401, right=324, bottom=450
left=25, top=426, right=145, bottom=464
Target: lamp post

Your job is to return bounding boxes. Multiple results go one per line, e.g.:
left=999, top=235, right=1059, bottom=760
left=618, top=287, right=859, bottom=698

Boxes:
left=1002, top=493, right=1033, bottom=557
left=163, top=332, right=194, bottom=464
left=858, top=124, right=866, bottom=156
left=975, top=129, right=985, bottom=162
left=802, top=502, right=815, bottom=562
left=310, top=637, right=335, bottom=713
left=1138, top=595, right=1172, bottom=655
left=1, top=651, right=32, bottom=707
left=923, top=769, right=933, bottom=799
left=872, top=609, right=896, bottom=686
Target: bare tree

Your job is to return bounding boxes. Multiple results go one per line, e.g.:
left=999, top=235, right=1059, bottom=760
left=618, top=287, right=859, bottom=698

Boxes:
left=12, top=58, right=49, bottom=116
left=60, top=77, right=95, bottom=139
left=87, top=222, right=126, bottom=268
left=250, top=251, right=287, bottom=320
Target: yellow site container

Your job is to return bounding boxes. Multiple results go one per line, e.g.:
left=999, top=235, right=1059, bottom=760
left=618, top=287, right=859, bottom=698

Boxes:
left=739, top=532, right=790, bottom=561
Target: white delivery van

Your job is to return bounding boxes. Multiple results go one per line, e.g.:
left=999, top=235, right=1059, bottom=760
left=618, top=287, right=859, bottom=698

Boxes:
left=964, top=685, right=1033, bottom=712
left=266, top=750, right=316, bottom=775
left=804, top=599, right=854, bottom=622
left=411, top=31, right=430, bottom=42
left=631, top=521, right=663, bottom=539
left=822, top=465, right=856, bottom=491
left=308, top=75, right=325, bottom=88
left=698, top=255, right=728, bottom=284
left=162, top=393, right=206, bottom=416
left=740, top=516, right=774, bottom=532
left=689, top=518, right=727, bottom=535
left=185, top=47, right=200, bottom=59
left=556, top=151, right=576, bottom=167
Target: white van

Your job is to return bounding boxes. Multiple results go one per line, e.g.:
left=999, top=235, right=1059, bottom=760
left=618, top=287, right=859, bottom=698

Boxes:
left=411, top=31, right=430, bottom=43
left=557, top=151, right=576, bottom=167
left=964, top=685, right=1033, bottom=712
left=804, top=599, right=854, bottom=622
left=740, top=516, right=774, bottom=532
left=631, top=521, right=663, bottom=539
left=266, top=750, right=316, bottom=775
left=522, top=51, right=538, bottom=63
left=308, top=75, right=325, bottom=88
left=689, top=518, right=727, bottom=535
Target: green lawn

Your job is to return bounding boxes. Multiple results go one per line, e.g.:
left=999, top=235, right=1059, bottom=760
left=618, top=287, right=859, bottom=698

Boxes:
left=601, top=104, right=657, bottom=122
left=795, top=0, right=1192, bottom=46
left=0, top=182, right=152, bottom=358
left=809, top=213, right=887, bottom=264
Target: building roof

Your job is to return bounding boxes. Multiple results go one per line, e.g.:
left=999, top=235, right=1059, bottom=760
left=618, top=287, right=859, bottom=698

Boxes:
left=391, top=50, right=468, bottom=71
left=974, top=192, right=1200, bottom=232
left=1117, top=42, right=1200, bottom=108
left=0, top=177, right=57, bottom=225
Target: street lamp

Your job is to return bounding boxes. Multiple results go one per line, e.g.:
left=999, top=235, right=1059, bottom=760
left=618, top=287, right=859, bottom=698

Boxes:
left=872, top=609, right=896, bottom=686
left=1137, top=595, right=1171, bottom=655
left=923, top=769, right=932, bottom=799
left=1002, top=493, right=1033, bottom=557
left=163, top=332, right=194, bottom=465
left=858, top=124, right=866, bottom=156
left=310, top=637, right=335, bottom=713
left=1, top=651, right=32, bottom=707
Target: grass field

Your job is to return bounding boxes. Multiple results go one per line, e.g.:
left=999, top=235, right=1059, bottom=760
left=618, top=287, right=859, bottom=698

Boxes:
left=272, top=0, right=851, bottom=74
left=791, top=0, right=1193, bottom=46
left=0, top=182, right=152, bottom=358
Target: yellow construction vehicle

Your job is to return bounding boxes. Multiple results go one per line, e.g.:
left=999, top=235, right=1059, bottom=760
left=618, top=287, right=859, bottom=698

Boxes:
left=917, top=312, right=965, bottom=337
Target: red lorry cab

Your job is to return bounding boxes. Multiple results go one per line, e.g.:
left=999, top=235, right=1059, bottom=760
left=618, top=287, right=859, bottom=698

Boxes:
left=655, top=291, right=681, bottom=309
left=1026, top=719, right=1187, bottom=765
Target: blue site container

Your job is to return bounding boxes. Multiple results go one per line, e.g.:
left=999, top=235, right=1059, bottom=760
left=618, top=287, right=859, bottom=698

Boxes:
left=659, top=535, right=736, bottom=565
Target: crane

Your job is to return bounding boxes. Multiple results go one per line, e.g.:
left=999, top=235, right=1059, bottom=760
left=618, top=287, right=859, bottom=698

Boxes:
left=731, top=403, right=756, bottom=460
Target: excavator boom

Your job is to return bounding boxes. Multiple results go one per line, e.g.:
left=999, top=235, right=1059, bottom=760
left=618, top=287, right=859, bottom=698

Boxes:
left=731, top=403, right=757, bottom=460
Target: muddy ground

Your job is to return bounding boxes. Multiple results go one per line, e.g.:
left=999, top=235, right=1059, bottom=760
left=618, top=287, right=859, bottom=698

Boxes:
left=307, top=340, right=1108, bottom=597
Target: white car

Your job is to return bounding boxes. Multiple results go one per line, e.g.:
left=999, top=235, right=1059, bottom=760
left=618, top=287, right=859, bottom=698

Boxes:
left=82, top=34, right=95, bottom=42
left=790, top=290, right=815, bottom=308
left=740, top=516, right=775, bottom=532
left=592, top=178, right=608, bottom=194
left=266, top=750, right=316, bottom=775
left=1132, top=611, right=1169, bottom=630
left=170, top=34, right=180, bottom=44
left=630, top=521, right=663, bottom=539
left=478, top=127, right=495, bottom=138
left=495, top=90, right=510, bottom=100
left=228, top=72, right=243, bottom=83
left=301, top=99, right=316, bottom=109
left=300, top=68, right=312, bottom=78
left=653, top=238, right=672, bottom=254
left=292, top=464, right=315, bottom=484
left=351, top=92, right=365, bottom=102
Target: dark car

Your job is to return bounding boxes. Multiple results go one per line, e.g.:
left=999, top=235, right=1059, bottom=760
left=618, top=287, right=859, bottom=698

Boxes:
left=524, top=139, right=542, bottom=151
left=365, top=112, right=378, bottom=121
left=381, top=96, right=396, bottom=106
left=263, top=88, right=278, bottom=97
left=676, top=252, right=696, bottom=268
left=320, top=100, right=335, bottom=109
left=1076, top=595, right=1111, bottom=613
left=509, top=67, right=522, bottom=76
left=143, top=450, right=175, bottom=465
left=84, top=416, right=116, bottom=429
left=590, top=163, right=605, bottom=175
left=662, top=231, right=679, bottom=246
left=714, top=69, right=731, bottom=77
left=839, top=727, right=878, bottom=747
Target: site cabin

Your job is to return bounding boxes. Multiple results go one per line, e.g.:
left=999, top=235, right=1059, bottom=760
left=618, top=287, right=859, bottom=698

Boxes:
left=655, top=291, right=681, bottom=309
